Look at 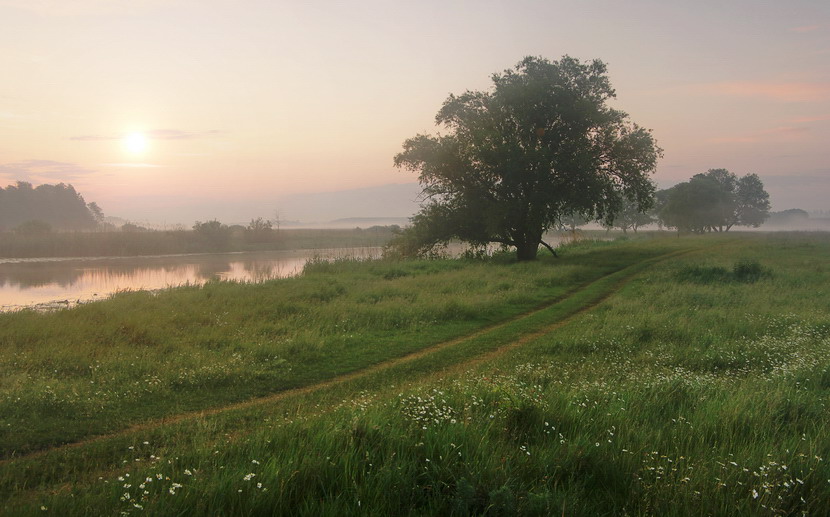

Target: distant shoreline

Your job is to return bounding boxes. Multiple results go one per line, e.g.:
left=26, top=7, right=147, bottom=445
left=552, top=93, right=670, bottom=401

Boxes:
left=0, top=226, right=398, bottom=260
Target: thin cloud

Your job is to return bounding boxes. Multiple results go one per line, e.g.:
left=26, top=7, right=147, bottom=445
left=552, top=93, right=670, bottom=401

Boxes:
left=101, top=163, right=163, bottom=168
left=70, top=129, right=221, bottom=141
left=790, top=25, right=821, bottom=33
left=146, top=129, right=222, bottom=140
left=0, top=159, right=98, bottom=183
left=696, top=82, right=830, bottom=102
left=789, top=114, right=830, bottom=123
left=69, top=134, right=117, bottom=141
left=0, top=0, right=169, bottom=16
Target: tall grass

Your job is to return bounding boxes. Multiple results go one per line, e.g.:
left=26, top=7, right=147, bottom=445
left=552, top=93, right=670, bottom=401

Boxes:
left=2, top=233, right=829, bottom=516
left=0, top=237, right=683, bottom=457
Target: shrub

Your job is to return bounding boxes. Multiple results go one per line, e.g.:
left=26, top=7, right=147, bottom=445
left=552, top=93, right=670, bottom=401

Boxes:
left=732, top=260, right=765, bottom=283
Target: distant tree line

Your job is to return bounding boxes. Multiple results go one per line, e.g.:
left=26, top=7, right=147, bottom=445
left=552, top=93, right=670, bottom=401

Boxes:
left=766, top=208, right=809, bottom=225
left=189, top=217, right=279, bottom=251
left=593, top=168, right=772, bottom=234
left=0, top=181, right=102, bottom=233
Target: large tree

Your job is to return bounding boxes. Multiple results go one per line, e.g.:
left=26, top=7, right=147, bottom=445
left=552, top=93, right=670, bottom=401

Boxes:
left=393, top=56, right=661, bottom=260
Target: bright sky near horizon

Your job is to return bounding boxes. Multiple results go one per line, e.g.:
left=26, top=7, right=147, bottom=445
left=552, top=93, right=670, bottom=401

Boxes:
left=1, top=0, right=828, bottom=224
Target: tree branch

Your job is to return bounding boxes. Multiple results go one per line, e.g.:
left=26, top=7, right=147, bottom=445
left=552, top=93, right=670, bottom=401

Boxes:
left=539, top=239, right=558, bottom=257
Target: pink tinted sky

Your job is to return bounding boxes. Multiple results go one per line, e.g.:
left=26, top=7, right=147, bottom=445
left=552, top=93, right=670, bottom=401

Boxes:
left=0, top=0, right=828, bottom=224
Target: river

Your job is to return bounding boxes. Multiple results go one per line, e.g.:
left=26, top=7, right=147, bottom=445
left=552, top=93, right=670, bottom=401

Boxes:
left=0, top=247, right=382, bottom=311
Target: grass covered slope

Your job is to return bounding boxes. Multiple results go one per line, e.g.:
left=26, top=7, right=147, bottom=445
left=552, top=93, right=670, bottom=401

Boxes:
left=0, top=235, right=685, bottom=457
left=2, top=233, right=829, bottom=516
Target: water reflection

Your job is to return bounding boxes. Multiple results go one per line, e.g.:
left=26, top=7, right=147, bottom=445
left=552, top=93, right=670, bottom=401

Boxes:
left=0, top=248, right=381, bottom=310
left=0, top=262, right=84, bottom=289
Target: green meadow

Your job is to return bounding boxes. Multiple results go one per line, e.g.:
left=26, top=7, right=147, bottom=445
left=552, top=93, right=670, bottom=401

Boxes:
left=1, top=233, right=829, bottom=515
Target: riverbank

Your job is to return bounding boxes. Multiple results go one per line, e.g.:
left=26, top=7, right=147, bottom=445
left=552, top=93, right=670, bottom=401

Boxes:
left=0, top=247, right=383, bottom=311
left=0, top=230, right=607, bottom=310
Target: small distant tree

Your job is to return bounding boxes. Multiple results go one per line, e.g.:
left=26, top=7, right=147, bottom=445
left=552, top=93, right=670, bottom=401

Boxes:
left=659, top=169, right=770, bottom=233
left=559, top=212, right=591, bottom=232
left=603, top=197, right=654, bottom=233
left=121, top=222, right=148, bottom=232
left=768, top=209, right=809, bottom=225
left=248, top=217, right=272, bottom=232
left=659, top=176, right=729, bottom=233
left=193, top=220, right=225, bottom=233
left=245, top=217, right=274, bottom=243
left=693, top=169, right=738, bottom=231
left=193, top=219, right=231, bottom=249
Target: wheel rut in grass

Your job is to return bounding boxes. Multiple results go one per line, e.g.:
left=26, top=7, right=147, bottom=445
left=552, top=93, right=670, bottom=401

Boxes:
left=2, top=246, right=703, bottom=466
left=432, top=247, right=708, bottom=379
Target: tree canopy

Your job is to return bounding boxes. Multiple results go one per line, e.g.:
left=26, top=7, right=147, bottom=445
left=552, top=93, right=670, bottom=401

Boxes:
left=392, top=56, right=661, bottom=260
left=658, top=169, right=770, bottom=233
left=0, top=181, right=99, bottom=232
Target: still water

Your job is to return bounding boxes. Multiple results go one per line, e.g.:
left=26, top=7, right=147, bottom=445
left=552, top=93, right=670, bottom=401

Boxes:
left=0, top=248, right=382, bottom=311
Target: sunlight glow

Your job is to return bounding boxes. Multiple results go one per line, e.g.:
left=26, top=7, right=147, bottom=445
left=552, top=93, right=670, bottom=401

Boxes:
left=124, top=132, right=148, bottom=154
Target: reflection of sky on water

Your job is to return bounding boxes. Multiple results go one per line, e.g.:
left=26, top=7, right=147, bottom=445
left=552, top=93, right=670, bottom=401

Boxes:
left=0, top=248, right=381, bottom=310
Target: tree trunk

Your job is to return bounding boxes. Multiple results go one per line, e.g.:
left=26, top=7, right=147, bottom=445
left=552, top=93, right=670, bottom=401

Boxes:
left=516, top=241, right=539, bottom=261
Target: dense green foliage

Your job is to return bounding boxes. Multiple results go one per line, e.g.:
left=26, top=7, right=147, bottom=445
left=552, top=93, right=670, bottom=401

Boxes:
left=0, top=181, right=97, bottom=232
left=659, top=169, right=771, bottom=233
left=2, top=233, right=829, bottom=516
left=393, top=56, right=661, bottom=260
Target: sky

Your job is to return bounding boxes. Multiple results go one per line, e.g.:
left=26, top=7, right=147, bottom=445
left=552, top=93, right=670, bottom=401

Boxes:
left=1, top=0, right=828, bottom=225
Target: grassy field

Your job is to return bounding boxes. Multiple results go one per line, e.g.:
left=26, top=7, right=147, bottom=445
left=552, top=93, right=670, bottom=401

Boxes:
left=1, top=233, right=828, bottom=515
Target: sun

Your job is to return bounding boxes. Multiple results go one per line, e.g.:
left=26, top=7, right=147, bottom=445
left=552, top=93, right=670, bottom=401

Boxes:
left=124, top=132, right=148, bottom=154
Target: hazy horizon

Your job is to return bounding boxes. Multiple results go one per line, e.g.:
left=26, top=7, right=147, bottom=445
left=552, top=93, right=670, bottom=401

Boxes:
left=2, top=0, right=828, bottom=225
